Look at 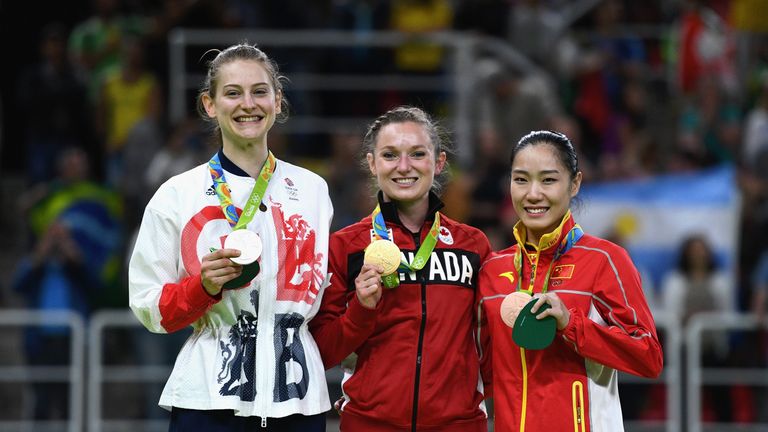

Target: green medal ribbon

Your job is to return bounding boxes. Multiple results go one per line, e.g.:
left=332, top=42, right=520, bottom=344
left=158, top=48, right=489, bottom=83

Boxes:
left=370, top=205, right=441, bottom=288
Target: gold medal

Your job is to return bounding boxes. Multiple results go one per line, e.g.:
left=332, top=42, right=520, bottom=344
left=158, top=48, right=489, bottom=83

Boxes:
left=224, top=229, right=263, bottom=265
left=364, top=239, right=402, bottom=275
left=500, top=291, right=533, bottom=328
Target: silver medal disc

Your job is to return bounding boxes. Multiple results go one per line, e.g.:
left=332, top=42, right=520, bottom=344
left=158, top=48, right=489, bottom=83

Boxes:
left=224, top=229, right=263, bottom=265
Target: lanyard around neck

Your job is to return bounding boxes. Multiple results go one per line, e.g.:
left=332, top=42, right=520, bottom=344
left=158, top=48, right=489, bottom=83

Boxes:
left=514, top=225, right=583, bottom=295
left=371, top=204, right=440, bottom=272
left=208, top=150, right=276, bottom=230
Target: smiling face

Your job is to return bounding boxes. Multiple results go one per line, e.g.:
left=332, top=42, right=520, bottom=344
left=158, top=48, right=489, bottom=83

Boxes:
left=510, top=143, right=582, bottom=245
left=367, top=121, right=446, bottom=207
left=201, top=59, right=282, bottom=150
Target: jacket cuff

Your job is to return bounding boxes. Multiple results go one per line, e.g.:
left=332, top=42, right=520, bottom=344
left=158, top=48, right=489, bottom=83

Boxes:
left=560, top=308, right=581, bottom=342
left=192, top=276, right=222, bottom=305
left=346, top=294, right=379, bottom=329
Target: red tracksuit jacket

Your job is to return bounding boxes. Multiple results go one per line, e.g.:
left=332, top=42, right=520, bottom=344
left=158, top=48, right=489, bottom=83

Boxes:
left=477, top=212, right=663, bottom=432
left=310, top=193, right=492, bottom=431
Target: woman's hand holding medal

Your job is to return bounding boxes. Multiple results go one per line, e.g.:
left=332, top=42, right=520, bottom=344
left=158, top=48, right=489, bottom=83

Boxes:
left=354, top=264, right=384, bottom=309
left=499, top=291, right=570, bottom=350
left=201, top=229, right=263, bottom=296
left=530, top=292, right=570, bottom=331
left=201, top=247, right=244, bottom=296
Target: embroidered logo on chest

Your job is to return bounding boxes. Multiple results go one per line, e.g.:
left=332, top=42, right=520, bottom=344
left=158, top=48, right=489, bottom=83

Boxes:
left=283, top=177, right=299, bottom=201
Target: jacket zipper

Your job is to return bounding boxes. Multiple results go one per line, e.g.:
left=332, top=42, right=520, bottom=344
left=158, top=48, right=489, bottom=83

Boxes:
left=520, top=347, right=528, bottom=432
left=572, top=380, right=585, bottom=432
left=411, top=230, right=427, bottom=432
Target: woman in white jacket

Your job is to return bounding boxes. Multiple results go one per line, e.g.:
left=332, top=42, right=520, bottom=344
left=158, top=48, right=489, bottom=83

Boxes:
left=128, top=42, right=332, bottom=431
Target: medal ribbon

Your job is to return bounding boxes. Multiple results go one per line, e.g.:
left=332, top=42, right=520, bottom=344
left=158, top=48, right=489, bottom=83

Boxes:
left=371, top=205, right=441, bottom=287
left=208, top=150, right=276, bottom=230
left=514, top=225, right=583, bottom=295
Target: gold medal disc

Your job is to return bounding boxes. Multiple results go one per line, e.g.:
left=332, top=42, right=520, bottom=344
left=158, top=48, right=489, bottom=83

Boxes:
left=363, top=239, right=402, bottom=275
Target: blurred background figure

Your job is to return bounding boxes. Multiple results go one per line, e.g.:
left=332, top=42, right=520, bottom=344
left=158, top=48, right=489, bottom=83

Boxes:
left=16, top=23, right=92, bottom=186
left=96, top=33, right=162, bottom=187
left=12, top=147, right=123, bottom=420
left=660, top=233, right=754, bottom=425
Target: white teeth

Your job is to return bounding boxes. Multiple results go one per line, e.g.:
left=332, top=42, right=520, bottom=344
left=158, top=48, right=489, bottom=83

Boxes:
left=394, top=178, right=416, bottom=184
left=237, top=116, right=260, bottom=122
left=527, top=208, right=547, bottom=214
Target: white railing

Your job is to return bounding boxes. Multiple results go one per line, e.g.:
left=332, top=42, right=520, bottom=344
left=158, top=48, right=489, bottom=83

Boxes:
left=87, top=309, right=174, bottom=432
left=620, top=312, right=682, bottom=432
left=2, top=308, right=766, bottom=431
left=685, top=312, right=768, bottom=432
left=0, top=309, right=84, bottom=432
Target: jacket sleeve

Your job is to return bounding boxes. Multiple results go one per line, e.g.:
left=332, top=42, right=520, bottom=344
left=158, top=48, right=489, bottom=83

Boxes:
left=476, top=264, right=494, bottom=399
left=128, top=201, right=220, bottom=334
left=560, top=245, right=663, bottom=378
left=310, top=232, right=379, bottom=369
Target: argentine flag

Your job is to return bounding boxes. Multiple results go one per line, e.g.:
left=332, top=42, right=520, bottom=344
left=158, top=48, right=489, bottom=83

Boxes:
left=576, top=165, right=741, bottom=295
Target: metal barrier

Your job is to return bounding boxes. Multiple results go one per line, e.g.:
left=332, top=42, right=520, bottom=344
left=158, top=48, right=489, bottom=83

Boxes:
left=4, top=307, right=763, bottom=431
left=87, top=309, right=176, bottom=432
left=620, top=312, right=682, bottom=432
left=0, top=309, right=85, bottom=432
left=686, top=312, right=768, bottom=432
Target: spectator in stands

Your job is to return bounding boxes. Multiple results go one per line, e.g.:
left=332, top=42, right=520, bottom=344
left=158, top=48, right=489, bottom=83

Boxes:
left=12, top=146, right=123, bottom=420
left=478, top=130, right=662, bottom=431
left=661, top=233, right=736, bottom=422
left=743, top=73, right=768, bottom=168
left=310, top=106, right=492, bottom=431
left=750, top=250, right=768, bottom=323
left=128, top=42, right=333, bottom=432
left=678, top=75, right=742, bottom=168
left=390, top=0, right=453, bottom=75
left=661, top=234, right=733, bottom=329
left=96, top=33, right=162, bottom=187
left=13, top=220, right=94, bottom=421
left=68, top=0, right=149, bottom=102
left=17, top=23, right=92, bottom=185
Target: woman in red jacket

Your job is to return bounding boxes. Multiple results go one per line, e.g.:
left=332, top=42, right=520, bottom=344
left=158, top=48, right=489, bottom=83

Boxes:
left=310, top=106, right=492, bottom=431
left=478, top=130, right=663, bottom=431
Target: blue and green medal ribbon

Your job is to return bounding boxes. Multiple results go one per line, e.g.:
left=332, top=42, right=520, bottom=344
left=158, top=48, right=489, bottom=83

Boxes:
left=513, top=224, right=584, bottom=295
left=208, top=151, right=276, bottom=289
left=510, top=224, right=583, bottom=349
left=370, top=205, right=441, bottom=288
left=208, top=150, right=276, bottom=230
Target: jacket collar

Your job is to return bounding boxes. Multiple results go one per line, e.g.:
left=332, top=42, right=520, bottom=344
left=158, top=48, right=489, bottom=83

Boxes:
left=217, top=148, right=277, bottom=178
left=376, top=190, right=445, bottom=228
left=512, top=210, right=576, bottom=255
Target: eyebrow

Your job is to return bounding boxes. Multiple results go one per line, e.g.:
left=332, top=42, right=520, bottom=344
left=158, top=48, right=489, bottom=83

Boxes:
left=222, top=82, right=269, bottom=88
left=378, top=144, right=429, bottom=151
left=512, top=169, right=560, bottom=175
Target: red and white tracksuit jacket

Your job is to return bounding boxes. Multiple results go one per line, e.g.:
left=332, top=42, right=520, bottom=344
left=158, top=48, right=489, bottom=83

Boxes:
left=129, top=151, right=333, bottom=419
left=478, top=213, right=662, bottom=432
left=310, top=193, right=492, bottom=431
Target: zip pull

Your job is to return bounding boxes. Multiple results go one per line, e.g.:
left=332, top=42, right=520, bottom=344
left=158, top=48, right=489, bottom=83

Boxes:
left=261, top=416, right=267, bottom=428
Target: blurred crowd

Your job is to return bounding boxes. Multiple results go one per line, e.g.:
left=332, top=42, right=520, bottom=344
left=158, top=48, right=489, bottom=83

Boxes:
left=1, top=0, right=768, bottom=427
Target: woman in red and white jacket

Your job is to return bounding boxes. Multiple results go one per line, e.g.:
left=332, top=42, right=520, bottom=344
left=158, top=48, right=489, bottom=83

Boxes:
left=311, top=106, right=492, bottom=431
left=478, top=130, right=663, bottom=432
